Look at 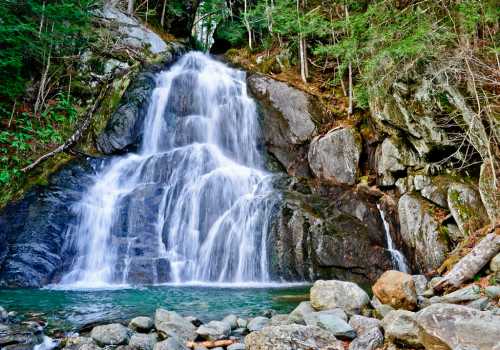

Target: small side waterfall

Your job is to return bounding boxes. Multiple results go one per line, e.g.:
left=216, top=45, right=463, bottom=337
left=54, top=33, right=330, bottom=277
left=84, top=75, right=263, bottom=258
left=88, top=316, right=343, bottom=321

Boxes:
left=59, top=52, right=279, bottom=287
left=377, top=204, right=409, bottom=273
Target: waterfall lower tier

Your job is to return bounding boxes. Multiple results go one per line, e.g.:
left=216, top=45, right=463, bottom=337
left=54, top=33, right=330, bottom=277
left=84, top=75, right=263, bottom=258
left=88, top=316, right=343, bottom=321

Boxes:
left=59, top=52, right=279, bottom=287
left=377, top=204, right=409, bottom=273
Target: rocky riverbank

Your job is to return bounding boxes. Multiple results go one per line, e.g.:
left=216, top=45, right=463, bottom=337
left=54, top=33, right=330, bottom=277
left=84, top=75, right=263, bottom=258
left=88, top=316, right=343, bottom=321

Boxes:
left=2, top=247, right=500, bottom=350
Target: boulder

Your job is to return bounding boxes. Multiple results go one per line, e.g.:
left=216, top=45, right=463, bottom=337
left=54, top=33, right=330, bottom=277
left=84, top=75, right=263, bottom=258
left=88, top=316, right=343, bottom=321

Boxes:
left=222, top=315, right=238, bottom=330
left=245, top=324, right=343, bottom=350
left=348, top=315, right=381, bottom=334
left=270, top=314, right=291, bottom=326
left=416, top=303, right=500, bottom=350
left=310, top=280, right=370, bottom=314
left=376, top=137, right=419, bottom=186
left=196, top=321, right=231, bottom=341
left=303, top=313, right=356, bottom=340
left=412, top=275, right=428, bottom=296
left=154, top=309, right=196, bottom=342
left=247, top=74, right=318, bottom=175
left=398, top=193, right=449, bottom=271
left=372, top=270, right=417, bottom=310
left=448, top=182, right=489, bottom=236
left=129, top=317, right=154, bottom=333
left=154, top=337, right=188, bottom=350
left=90, top=324, right=129, bottom=346
left=491, top=253, right=500, bottom=275
left=247, top=317, right=271, bottom=332
left=381, top=310, right=422, bottom=348
left=129, top=333, right=157, bottom=350
left=348, top=327, right=384, bottom=350
left=430, top=285, right=481, bottom=304
left=227, top=343, right=245, bottom=350
left=236, top=318, right=248, bottom=329
left=287, top=302, right=315, bottom=324
left=308, top=127, right=362, bottom=185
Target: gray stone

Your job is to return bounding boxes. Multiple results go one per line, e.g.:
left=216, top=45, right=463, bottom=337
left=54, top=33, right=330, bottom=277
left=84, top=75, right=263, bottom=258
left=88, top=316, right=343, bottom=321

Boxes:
left=416, top=303, right=500, bottom=350
left=288, top=301, right=314, bottom=324
left=412, top=275, right=428, bottom=296
left=398, top=193, right=449, bottom=271
left=245, top=324, right=343, bottom=350
left=430, top=285, right=481, bottom=304
left=448, top=182, right=489, bottom=236
left=222, top=315, right=238, bottom=330
left=348, top=327, right=384, bottom=350
left=479, top=161, right=500, bottom=224
left=270, top=314, right=291, bottom=326
left=129, top=333, right=156, bottom=350
left=129, top=317, right=154, bottom=333
left=485, top=286, right=500, bottom=299
left=196, top=321, right=231, bottom=341
left=303, top=313, right=356, bottom=339
left=348, top=315, right=381, bottom=334
left=247, top=317, right=270, bottom=332
left=421, top=184, right=448, bottom=208
left=154, top=309, right=196, bottom=342
left=104, top=59, right=129, bottom=75
left=376, top=137, right=419, bottom=186
left=154, top=337, right=188, bottom=350
left=381, top=310, right=421, bottom=347
left=467, top=297, right=490, bottom=311
left=310, top=280, right=370, bottom=314
left=308, top=127, right=362, bottom=185
left=414, top=175, right=431, bottom=190
left=90, top=324, right=129, bottom=346
left=227, top=344, right=245, bottom=350
left=236, top=318, right=247, bottom=329
left=490, top=253, right=500, bottom=273
left=0, top=306, right=7, bottom=322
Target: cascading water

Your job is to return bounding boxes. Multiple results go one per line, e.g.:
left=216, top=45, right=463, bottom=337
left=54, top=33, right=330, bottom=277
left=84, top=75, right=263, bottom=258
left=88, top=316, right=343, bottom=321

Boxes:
left=377, top=204, right=409, bottom=273
left=59, top=52, right=280, bottom=287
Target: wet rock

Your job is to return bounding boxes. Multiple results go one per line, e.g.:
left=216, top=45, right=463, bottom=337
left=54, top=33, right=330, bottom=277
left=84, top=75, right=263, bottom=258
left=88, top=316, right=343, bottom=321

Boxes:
left=90, top=324, right=129, bottom=346
left=310, top=280, right=370, bottom=314
left=247, top=74, right=318, bottom=175
left=196, top=321, right=231, bottom=341
left=308, top=127, right=362, bottom=185
left=154, top=309, right=196, bottom=342
left=0, top=306, right=7, bottom=322
left=153, top=337, right=188, bottom=350
left=222, top=315, right=238, bottom=330
left=245, top=324, right=343, bottom=350
left=0, top=158, right=99, bottom=287
left=381, top=310, right=421, bottom=348
left=348, top=327, right=384, bottom=350
left=348, top=315, right=381, bottom=334
left=430, top=285, right=481, bottom=304
left=372, top=270, right=417, bottom=310
left=287, top=302, right=314, bottom=324
left=416, top=303, right=500, bottom=350
left=129, top=317, right=154, bottom=333
left=185, top=316, right=202, bottom=327
left=398, top=193, right=449, bottom=271
left=129, top=333, right=156, bottom=350
left=448, top=182, right=489, bottom=236
left=247, top=317, right=270, bottom=332
left=303, top=313, right=356, bottom=340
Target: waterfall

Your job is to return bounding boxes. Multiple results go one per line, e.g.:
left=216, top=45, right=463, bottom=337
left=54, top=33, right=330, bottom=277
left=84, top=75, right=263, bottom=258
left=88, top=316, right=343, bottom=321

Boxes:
left=377, top=204, right=409, bottom=273
left=59, top=52, right=280, bottom=287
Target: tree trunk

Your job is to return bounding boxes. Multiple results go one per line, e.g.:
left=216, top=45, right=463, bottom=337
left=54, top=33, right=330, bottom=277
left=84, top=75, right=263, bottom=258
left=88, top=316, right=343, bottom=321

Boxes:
left=434, top=229, right=500, bottom=292
left=348, top=61, right=353, bottom=115
left=160, top=0, right=167, bottom=27
left=128, top=0, right=134, bottom=15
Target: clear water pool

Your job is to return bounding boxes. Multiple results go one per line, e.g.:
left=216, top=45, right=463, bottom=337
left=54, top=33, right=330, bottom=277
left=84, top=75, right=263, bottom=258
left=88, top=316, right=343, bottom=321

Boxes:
left=0, top=285, right=309, bottom=332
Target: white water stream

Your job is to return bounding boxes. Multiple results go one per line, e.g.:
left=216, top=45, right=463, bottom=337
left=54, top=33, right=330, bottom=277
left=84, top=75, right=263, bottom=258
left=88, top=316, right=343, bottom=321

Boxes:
left=377, top=204, right=409, bottom=273
left=59, top=52, right=279, bottom=288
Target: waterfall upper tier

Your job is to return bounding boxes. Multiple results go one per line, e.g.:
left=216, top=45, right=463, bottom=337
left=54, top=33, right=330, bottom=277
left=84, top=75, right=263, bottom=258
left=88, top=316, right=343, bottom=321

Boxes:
left=59, top=52, right=280, bottom=288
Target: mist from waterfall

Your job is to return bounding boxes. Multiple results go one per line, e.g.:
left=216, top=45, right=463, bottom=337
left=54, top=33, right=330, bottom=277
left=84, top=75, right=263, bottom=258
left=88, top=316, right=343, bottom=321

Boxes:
left=59, top=52, right=280, bottom=288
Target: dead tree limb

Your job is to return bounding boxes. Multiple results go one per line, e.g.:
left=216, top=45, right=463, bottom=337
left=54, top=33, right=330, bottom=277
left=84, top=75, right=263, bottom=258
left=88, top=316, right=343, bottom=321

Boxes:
left=21, top=84, right=110, bottom=173
left=186, top=339, right=235, bottom=348
left=434, top=228, right=500, bottom=292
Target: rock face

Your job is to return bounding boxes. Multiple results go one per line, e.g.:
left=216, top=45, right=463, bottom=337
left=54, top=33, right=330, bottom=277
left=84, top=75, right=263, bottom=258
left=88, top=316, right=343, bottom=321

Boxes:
left=398, top=193, right=449, bottom=272
left=447, top=182, right=489, bottom=236
left=310, top=280, right=370, bottom=314
left=416, top=303, right=500, bottom=350
left=90, top=323, right=129, bottom=346
left=376, top=137, right=420, bottom=186
left=308, top=127, right=362, bottom=185
left=271, top=183, right=393, bottom=284
left=0, top=158, right=99, bottom=287
left=247, top=73, right=318, bottom=175
left=245, top=324, right=343, bottom=350
left=372, top=270, right=417, bottom=310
